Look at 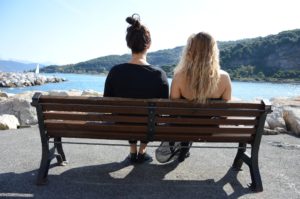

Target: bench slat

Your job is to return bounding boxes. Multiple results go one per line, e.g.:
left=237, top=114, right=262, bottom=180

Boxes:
left=156, top=117, right=258, bottom=125
left=44, top=112, right=258, bottom=125
left=155, top=126, right=256, bottom=134
left=41, top=103, right=264, bottom=117
left=41, top=104, right=149, bottom=114
left=38, top=96, right=264, bottom=109
left=45, top=120, right=148, bottom=133
left=44, top=120, right=255, bottom=135
left=44, top=112, right=148, bottom=123
left=47, top=130, right=146, bottom=140
left=155, top=134, right=253, bottom=142
left=156, top=108, right=263, bottom=117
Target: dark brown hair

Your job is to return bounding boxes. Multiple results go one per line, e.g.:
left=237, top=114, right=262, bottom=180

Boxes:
left=126, top=14, right=151, bottom=53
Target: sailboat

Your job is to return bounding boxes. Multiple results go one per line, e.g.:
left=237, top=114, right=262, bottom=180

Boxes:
left=35, top=64, right=39, bottom=74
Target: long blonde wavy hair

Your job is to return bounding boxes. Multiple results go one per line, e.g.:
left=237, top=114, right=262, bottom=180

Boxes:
left=174, top=32, right=220, bottom=103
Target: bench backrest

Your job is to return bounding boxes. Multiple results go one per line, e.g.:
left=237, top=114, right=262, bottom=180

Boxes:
left=32, top=93, right=272, bottom=144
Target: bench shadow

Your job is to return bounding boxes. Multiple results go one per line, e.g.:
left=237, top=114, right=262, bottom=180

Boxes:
left=0, top=159, right=253, bottom=199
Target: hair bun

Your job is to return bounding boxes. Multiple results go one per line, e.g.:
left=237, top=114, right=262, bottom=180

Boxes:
left=126, top=13, right=141, bottom=28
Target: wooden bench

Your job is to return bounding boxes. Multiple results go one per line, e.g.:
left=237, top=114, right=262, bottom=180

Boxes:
left=31, top=92, right=272, bottom=192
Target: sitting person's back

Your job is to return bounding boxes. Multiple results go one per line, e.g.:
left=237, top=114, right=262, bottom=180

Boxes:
left=104, top=14, right=169, bottom=164
left=170, top=32, right=232, bottom=162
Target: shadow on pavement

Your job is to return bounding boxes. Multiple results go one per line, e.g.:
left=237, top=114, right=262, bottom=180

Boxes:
left=0, top=159, right=253, bottom=199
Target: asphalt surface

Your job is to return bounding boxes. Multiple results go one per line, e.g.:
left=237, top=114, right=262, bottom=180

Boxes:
left=0, top=125, right=299, bottom=199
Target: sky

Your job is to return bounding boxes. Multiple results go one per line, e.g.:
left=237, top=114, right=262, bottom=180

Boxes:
left=0, top=0, right=300, bottom=65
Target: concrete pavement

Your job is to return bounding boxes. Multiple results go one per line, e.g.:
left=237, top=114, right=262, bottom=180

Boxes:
left=0, top=125, right=299, bottom=199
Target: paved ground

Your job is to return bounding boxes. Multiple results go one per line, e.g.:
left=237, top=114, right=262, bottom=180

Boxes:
left=0, top=125, right=299, bottom=199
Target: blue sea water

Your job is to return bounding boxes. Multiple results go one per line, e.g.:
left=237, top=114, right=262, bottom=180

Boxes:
left=1, top=73, right=299, bottom=100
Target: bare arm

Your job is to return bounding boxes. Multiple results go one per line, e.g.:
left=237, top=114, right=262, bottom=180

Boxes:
left=221, top=73, right=232, bottom=101
left=170, top=74, right=182, bottom=99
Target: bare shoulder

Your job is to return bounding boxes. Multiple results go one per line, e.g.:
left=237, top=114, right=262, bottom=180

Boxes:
left=219, top=70, right=231, bottom=81
left=220, top=69, right=230, bottom=77
left=172, top=71, right=185, bottom=84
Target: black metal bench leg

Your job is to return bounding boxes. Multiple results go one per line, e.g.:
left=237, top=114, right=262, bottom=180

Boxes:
left=249, top=145, right=263, bottom=192
left=54, top=137, right=68, bottom=166
left=232, top=143, right=246, bottom=171
left=37, top=143, right=51, bottom=185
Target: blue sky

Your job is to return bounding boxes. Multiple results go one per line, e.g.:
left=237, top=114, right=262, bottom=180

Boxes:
left=1, top=0, right=299, bottom=65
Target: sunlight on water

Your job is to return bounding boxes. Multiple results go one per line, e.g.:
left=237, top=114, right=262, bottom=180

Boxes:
left=1, top=73, right=299, bottom=100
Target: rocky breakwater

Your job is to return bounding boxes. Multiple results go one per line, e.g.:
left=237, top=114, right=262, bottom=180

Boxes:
left=0, top=72, right=66, bottom=87
left=0, top=90, right=103, bottom=130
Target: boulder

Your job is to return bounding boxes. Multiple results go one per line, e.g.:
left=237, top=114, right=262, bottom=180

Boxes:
left=266, top=106, right=286, bottom=130
left=14, top=91, right=47, bottom=101
left=0, top=92, right=8, bottom=98
left=264, top=128, right=280, bottom=135
left=283, top=106, right=300, bottom=136
left=48, top=90, right=82, bottom=96
left=0, top=97, right=37, bottom=125
left=82, top=90, right=102, bottom=97
left=0, top=114, right=20, bottom=130
left=48, top=90, right=69, bottom=96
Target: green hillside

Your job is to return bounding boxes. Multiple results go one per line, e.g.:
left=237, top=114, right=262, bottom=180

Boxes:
left=41, top=29, right=300, bottom=82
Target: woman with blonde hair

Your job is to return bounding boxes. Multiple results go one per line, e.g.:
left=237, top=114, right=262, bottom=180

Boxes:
left=170, top=32, right=232, bottom=162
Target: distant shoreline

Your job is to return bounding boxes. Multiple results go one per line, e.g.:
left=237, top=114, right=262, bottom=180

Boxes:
left=230, top=78, right=300, bottom=84
left=41, top=71, right=300, bottom=84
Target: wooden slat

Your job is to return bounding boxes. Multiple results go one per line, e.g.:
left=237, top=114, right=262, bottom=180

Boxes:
left=156, top=117, right=258, bottom=126
left=155, top=101, right=264, bottom=109
left=156, top=108, right=263, bottom=117
left=43, top=112, right=148, bottom=123
left=154, top=134, right=253, bottom=142
left=38, top=96, right=264, bottom=110
left=44, top=120, right=148, bottom=133
left=39, top=96, right=150, bottom=106
left=47, top=130, right=146, bottom=140
left=155, top=126, right=255, bottom=134
left=41, top=104, right=149, bottom=114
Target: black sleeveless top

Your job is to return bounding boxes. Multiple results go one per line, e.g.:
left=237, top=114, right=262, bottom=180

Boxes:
left=104, top=63, right=169, bottom=99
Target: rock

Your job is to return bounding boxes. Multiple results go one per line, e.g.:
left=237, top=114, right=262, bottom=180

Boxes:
left=270, top=96, right=300, bottom=106
left=0, top=97, right=37, bottom=125
left=0, top=97, right=7, bottom=101
left=283, top=107, right=300, bottom=136
left=82, top=90, right=102, bottom=97
left=266, top=106, right=286, bottom=130
left=48, top=90, right=69, bottom=96
left=0, top=114, right=20, bottom=130
left=264, top=121, right=270, bottom=129
left=67, top=90, right=82, bottom=96
left=48, top=90, right=82, bottom=96
left=0, top=92, right=8, bottom=98
left=264, top=128, right=280, bottom=135
left=14, top=91, right=47, bottom=101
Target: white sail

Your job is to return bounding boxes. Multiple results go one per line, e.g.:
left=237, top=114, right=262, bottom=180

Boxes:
left=35, top=64, right=39, bottom=74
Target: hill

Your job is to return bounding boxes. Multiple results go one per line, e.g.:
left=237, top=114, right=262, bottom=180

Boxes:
left=0, top=60, right=44, bottom=72
left=41, top=29, right=300, bottom=82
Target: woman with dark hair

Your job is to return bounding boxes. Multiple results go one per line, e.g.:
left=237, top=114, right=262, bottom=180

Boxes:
left=104, top=14, right=169, bottom=163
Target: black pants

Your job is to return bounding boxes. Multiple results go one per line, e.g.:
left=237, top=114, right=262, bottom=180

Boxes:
left=129, top=140, right=148, bottom=144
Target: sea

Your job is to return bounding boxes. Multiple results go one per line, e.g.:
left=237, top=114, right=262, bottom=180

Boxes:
left=1, top=73, right=299, bottom=100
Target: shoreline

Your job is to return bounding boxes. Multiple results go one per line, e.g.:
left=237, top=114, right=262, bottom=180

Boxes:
left=42, top=71, right=300, bottom=84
